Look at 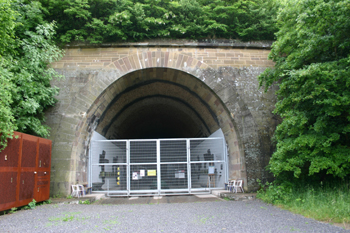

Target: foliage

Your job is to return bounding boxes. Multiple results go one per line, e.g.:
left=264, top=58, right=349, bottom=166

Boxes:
left=259, top=0, right=350, bottom=181
left=28, top=199, right=37, bottom=209
left=79, top=200, right=91, bottom=204
left=257, top=181, right=350, bottom=223
left=44, top=198, right=52, bottom=204
left=0, top=0, right=63, bottom=151
left=38, top=0, right=278, bottom=44
left=9, top=207, right=17, bottom=214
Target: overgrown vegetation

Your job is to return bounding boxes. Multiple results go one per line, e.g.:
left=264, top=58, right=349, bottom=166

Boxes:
left=258, top=0, right=350, bottom=223
left=257, top=182, right=350, bottom=223
left=38, top=0, right=278, bottom=44
left=0, top=0, right=63, bottom=151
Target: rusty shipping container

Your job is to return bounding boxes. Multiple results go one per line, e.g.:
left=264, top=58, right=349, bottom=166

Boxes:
left=0, top=132, right=51, bottom=212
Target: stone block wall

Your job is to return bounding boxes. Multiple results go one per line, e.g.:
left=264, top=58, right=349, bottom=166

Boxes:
left=47, top=40, right=277, bottom=195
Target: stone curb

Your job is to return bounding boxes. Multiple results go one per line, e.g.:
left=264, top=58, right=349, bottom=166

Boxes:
left=64, top=39, right=273, bottom=49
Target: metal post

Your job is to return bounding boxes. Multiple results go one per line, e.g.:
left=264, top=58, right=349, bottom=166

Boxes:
left=127, top=140, right=130, bottom=196
left=157, top=140, right=161, bottom=196
left=89, top=142, right=92, bottom=189
left=187, top=139, right=191, bottom=194
left=225, top=141, right=229, bottom=183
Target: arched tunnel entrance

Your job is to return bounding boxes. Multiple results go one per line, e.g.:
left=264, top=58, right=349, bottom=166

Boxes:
left=87, top=67, right=240, bottom=195
left=95, top=68, right=221, bottom=140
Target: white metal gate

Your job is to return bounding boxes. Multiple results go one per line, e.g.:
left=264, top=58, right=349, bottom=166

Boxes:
left=89, top=138, right=227, bottom=196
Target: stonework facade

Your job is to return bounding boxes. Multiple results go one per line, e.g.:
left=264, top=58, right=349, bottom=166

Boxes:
left=47, top=40, right=278, bottom=195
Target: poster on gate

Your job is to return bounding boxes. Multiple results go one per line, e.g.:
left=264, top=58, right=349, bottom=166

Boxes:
left=147, top=170, right=156, bottom=176
left=132, top=172, right=138, bottom=180
left=175, top=170, right=185, bottom=178
left=179, top=170, right=185, bottom=179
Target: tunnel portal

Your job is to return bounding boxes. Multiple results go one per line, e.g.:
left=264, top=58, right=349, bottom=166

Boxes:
left=47, top=43, right=277, bottom=195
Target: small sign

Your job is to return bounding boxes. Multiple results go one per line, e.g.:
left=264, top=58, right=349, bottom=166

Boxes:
left=140, top=170, right=145, bottom=177
left=132, top=172, right=138, bottom=180
left=147, top=170, right=156, bottom=176
left=175, top=170, right=185, bottom=179
left=208, top=166, right=215, bottom=174
left=179, top=172, right=185, bottom=179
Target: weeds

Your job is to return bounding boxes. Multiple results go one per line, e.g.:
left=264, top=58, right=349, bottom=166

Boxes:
left=49, top=212, right=81, bottom=222
left=9, top=207, right=17, bottom=214
left=53, top=193, right=62, bottom=198
left=257, top=181, right=350, bottom=224
left=28, top=199, right=37, bottom=210
left=44, top=198, right=52, bottom=204
left=79, top=200, right=91, bottom=205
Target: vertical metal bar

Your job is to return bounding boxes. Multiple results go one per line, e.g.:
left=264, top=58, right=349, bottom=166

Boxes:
left=157, top=140, right=161, bottom=195
left=225, top=140, right=229, bottom=183
left=127, top=140, right=130, bottom=196
left=107, top=179, right=109, bottom=196
left=187, top=139, right=191, bottom=194
left=89, top=142, right=92, bottom=188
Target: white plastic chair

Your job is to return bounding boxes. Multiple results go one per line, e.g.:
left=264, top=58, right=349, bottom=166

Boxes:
left=71, top=185, right=80, bottom=197
left=227, top=180, right=236, bottom=193
left=77, top=185, right=85, bottom=197
left=234, top=179, right=244, bottom=193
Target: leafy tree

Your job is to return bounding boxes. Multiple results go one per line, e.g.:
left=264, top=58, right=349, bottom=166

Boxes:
left=0, top=0, right=63, bottom=151
left=259, top=0, right=350, bottom=181
left=38, top=0, right=278, bottom=44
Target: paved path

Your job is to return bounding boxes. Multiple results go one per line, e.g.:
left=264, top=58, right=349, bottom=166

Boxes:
left=0, top=196, right=348, bottom=233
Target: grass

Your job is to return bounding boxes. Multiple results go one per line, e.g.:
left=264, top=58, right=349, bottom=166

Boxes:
left=282, top=187, right=350, bottom=223
left=258, top=183, right=350, bottom=224
left=49, top=212, right=82, bottom=222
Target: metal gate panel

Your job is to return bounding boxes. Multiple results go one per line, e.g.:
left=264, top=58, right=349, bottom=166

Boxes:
left=160, top=140, right=187, bottom=163
left=90, top=140, right=127, bottom=192
left=190, top=138, right=226, bottom=191
left=130, top=141, right=157, bottom=163
left=90, top=137, right=226, bottom=196
left=129, top=140, right=157, bottom=194
left=160, top=163, right=188, bottom=190
left=130, top=164, right=157, bottom=191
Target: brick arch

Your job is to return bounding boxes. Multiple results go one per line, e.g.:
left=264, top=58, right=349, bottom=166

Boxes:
left=104, top=51, right=210, bottom=78
left=81, top=51, right=230, bottom=135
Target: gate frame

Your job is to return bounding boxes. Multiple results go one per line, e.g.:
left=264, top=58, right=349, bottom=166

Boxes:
left=89, top=137, right=228, bottom=196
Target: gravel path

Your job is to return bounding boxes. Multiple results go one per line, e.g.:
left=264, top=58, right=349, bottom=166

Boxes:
left=0, top=199, right=348, bottom=233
